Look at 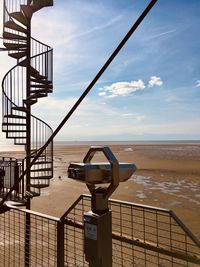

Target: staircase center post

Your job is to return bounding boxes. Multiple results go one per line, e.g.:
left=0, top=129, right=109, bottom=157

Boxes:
left=25, top=15, right=31, bottom=267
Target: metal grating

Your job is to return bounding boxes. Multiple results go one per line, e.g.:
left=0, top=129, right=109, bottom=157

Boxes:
left=63, top=194, right=200, bottom=267
left=0, top=206, right=58, bottom=267
left=0, top=208, right=25, bottom=267
left=0, top=194, right=200, bottom=266
left=0, top=157, right=25, bottom=201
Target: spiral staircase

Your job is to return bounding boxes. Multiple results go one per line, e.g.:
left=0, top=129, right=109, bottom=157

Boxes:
left=0, top=0, right=54, bottom=207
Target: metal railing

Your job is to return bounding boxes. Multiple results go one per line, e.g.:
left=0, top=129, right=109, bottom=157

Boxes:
left=0, top=157, right=25, bottom=201
left=0, top=194, right=200, bottom=266
left=31, top=37, right=53, bottom=82
left=1, top=0, right=54, bottom=201
left=63, top=194, right=200, bottom=267
left=4, top=0, right=28, bottom=13
left=0, top=205, right=59, bottom=267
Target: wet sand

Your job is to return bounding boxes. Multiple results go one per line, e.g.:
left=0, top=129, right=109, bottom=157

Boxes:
left=1, top=143, right=200, bottom=239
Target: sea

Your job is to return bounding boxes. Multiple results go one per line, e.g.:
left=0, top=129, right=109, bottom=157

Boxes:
left=0, top=140, right=200, bottom=152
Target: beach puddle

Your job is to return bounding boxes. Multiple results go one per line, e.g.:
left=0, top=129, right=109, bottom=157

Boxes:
left=131, top=175, right=200, bottom=205
left=136, top=190, right=147, bottom=199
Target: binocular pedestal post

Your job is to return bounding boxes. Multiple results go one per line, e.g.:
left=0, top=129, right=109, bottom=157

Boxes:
left=84, top=187, right=113, bottom=267
left=68, top=146, right=136, bottom=267
left=83, top=147, right=120, bottom=267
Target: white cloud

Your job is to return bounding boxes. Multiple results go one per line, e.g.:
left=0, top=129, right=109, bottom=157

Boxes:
left=29, top=3, right=123, bottom=77
left=99, top=80, right=145, bottom=97
left=121, top=113, right=133, bottom=117
left=31, top=96, right=149, bottom=139
left=148, top=76, right=163, bottom=87
left=98, top=92, right=107, bottom=96
left=164, top=95, right=179, bottom=102
left=149, top=29, right=176, bottom=40
left=195, top=80, right=200, bottom=87
left=63, top=15, right=123, bottom=43
left=121, top=113, right=146, bottom=122
left=99, top=76, right=163, bottom=98
left=105, top=94, right=117, bottom=99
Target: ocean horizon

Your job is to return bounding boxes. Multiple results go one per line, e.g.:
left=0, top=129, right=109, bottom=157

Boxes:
left=0, top=140, right=200, bottom=152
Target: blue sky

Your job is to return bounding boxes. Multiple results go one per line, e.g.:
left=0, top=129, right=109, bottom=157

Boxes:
left=0, top=0, right=200, bottom=143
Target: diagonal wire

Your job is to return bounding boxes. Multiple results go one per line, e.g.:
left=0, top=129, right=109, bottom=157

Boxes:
left=0, top=0, right=158, bottom=207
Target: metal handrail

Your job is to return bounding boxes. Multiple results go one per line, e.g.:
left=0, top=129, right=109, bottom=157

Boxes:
left=1, top=0, right=54, bottom=202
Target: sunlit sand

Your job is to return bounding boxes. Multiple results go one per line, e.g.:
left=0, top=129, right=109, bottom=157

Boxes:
left=1, top=141, right=200, bottom=239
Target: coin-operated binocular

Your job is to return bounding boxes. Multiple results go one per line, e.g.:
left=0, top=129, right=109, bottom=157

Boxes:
left=68, top=146, right=136, bottom=267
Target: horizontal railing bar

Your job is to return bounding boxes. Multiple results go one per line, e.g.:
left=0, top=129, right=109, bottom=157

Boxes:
left=82, top=194, right=200, bottom=248
left=64, top=218, right=200, bottom=264
left=82, top=194, right=171, bottom=213
left=5, top=204, right=60, bottom=222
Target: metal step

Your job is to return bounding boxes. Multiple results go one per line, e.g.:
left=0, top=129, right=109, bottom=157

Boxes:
left=33, top=161, right=52, bottom=165
left=0, top=48, right=8, bottom=51
left=30, top=167, right=52, bottom=172
left=14, top=136, right=27, bottom=140
left=4, top=21, right=27, bottom=34
left=30, top=175, right=52, bottom=180
left=18, top=58, right=28, bottom=67
left=2, top=122, right=27, bottom=126
left=30, top=72, right=47, bottom=80
left=14, top=137, right=27, bottom=144
left=27, top=93, right=47, bottom=100
left=30, top=84, right=53, bottom=89
left=29, top=67, right=47, bottom=79
left=6, top=130, right=27, bottom=133
left=30, top=68, right=42, bottom=77
left=30, top=0, right=53, bottom=12
left=9, top=51, right=27, bottom=59
left=6, top=134, right=26, bottom=139
left=12, top=106, right=29, bottom=112
left=30, top=152, right=47, bottom=158
left=10, top=11, right=29, bottom=26
left=26, top=190, right=40, bottom=198
left=3, top=31, right=27, bottom=41
left=30, top=77, right=52, bottom=84
left=23, top=99, right=37, bottom=105
left=30, top=88, right=52, bottom=94
left=30, top=183, right=49, bottom=189
left=4, top=114, right=27, bottom=119
left=4, top=42, right=27, bottom=50
left=21, top=5, right=33, bottom=19
left=14, top=139, right=26, bottom=145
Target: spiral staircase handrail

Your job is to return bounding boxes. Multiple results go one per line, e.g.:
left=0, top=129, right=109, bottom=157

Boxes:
left=1, top=0, right=54, bottom=203
left=31, top=36, right=51, bottom=50
left=2, top=57, right=53, bottom=131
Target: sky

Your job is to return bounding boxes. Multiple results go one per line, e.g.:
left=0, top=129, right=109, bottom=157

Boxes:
left=0, top=0, right=200, bottom=143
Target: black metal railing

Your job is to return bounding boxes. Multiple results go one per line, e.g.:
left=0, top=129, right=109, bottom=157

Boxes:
left=0, top=157, right=25, bottom=201
left=62, top=194, right=200, bottom=267
left=4, top=0, right=28, bottom=14
left=0, top=195, right=199, bottom=266
left=1, top=0, right=54, bottom=200
left=0, top=205, right=59, bottom=267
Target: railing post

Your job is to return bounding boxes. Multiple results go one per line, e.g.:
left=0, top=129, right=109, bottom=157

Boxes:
left=57, top=220, right=64, bottom=267
left=25, top=212, right=31, bottom=267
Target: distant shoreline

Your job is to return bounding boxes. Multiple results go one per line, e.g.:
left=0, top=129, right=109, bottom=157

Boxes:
left=55, top=140, right=200, bottom=146
left=1, top=140, right=200, bottom=152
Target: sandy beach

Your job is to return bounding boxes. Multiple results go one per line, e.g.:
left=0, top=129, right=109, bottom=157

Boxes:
left=1, top=142, right=200, bottom=239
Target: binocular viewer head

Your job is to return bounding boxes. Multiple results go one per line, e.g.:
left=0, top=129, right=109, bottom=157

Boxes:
left=68, top=162, right=136, bottom=184
left=68, top=146, right=136, bottom=186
